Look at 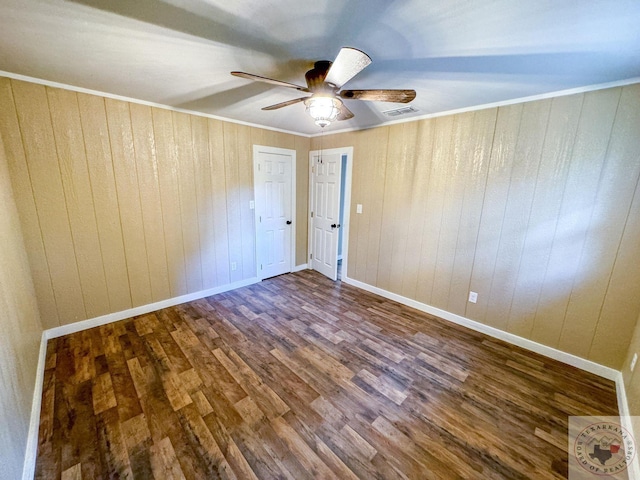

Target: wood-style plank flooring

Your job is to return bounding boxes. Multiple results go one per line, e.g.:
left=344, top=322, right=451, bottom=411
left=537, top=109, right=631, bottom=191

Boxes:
left=35, top=270, right=619, bottom=479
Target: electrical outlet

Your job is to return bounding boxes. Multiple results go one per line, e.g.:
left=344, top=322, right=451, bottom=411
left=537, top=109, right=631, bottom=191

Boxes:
left=231, top=262, right=237, bottom=271
left=356, top=204, right=363, bottom=214
left=631, top=353, right=638, bottom=372
left=249, top=200, right=255, bottom=210
left=468, top=291, right=478, bottom=303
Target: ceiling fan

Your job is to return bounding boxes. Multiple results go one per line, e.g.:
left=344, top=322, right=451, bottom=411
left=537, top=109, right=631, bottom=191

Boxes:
left=231, top=47, right=416, bottom=127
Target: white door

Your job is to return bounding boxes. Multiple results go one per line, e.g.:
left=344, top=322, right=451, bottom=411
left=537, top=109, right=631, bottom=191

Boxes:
left=310, top=150, right=342, bottom=280
left=254, top=146, right=295, bottom=280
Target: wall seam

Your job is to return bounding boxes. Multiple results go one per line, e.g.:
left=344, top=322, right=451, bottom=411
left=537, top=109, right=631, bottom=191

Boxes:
left=44, top=86, right=88, bottom=321
left=556, top=88, right=624, bottom=350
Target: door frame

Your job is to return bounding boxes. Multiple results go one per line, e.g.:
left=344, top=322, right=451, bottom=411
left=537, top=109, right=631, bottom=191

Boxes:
left=253, top=145, right=296, bottom=281
left=308, top=146, right=354, bottom=280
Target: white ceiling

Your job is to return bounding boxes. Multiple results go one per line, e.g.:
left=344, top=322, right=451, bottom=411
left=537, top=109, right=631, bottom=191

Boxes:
left=1, top=0, right=639, bottom=135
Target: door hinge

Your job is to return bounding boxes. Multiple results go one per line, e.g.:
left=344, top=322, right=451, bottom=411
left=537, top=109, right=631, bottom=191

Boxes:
left=310, top=254, right=313, bottom=260
left=260, top=264, right=263, bottom=270
left=258, top=163, right=261, bottom=171
left=310, top=212, right=314, bottom=218
left=259, top=215, right=262, bottom=223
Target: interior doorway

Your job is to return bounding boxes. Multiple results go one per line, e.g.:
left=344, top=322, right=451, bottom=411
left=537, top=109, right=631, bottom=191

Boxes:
left=253, top=145, right=296, bottom=280
left=308, top=146, right=353, bottom=281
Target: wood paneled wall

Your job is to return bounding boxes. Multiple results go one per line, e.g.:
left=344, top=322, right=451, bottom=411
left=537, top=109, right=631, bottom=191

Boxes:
left=624, top=310, right=640, bottom=411
left=0, top=132, right=43, bottom=479
left=2, top=74, right=639, bottom=370
left=624, top=310, right=640, bottom=445
left=0, top=78, right=309, bottom=329
left=314, top=84, right=640, bottom=369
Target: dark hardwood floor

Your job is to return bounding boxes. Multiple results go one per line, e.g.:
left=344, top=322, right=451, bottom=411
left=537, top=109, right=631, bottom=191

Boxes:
left=35, top=270, right=619, bottom=479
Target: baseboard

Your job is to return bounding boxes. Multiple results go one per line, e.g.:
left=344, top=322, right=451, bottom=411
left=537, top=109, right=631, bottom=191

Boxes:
left=342, top=275, right=619, bottom=381
left=23, top=272, right=634, bottom=478
left=46, top=277, right=260, bottom=340
left=341, top=276, right=640, bottom=469
left=24, top=276, right=261, bottom=478
left=292, top=263, right=309, bottom=273
left=22, top=331, right=47, bottom=480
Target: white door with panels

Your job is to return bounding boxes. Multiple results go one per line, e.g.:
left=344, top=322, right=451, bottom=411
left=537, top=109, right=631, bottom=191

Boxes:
left=254, top=146, right=295, bottom=280
left=310, top=150, right=343, bottom=281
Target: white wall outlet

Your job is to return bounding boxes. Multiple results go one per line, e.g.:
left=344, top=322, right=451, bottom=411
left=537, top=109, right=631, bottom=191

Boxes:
left=249, top=200, right=255, bottom=210
left=356, top=204, right=363, bottom=214
left=468, top=291, right=478, bottom=303
left=231, top=262, right=237, bottom=271
left=631, top=353, right=638, bottom=372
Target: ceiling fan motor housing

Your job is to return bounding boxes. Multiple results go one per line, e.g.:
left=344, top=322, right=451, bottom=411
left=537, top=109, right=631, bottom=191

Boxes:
left=305, top=60, right=335, bottom=91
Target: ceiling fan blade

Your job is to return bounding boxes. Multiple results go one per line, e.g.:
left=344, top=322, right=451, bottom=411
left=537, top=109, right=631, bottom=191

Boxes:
left=261, top=97, right=308, bottom=110
left=340, top=89, right=416, bottom=103
left=231, top=72, right=309, bottom=92
left=337, top=104, right=355, bottom=121
left=324, top=47, right=372, bottom=88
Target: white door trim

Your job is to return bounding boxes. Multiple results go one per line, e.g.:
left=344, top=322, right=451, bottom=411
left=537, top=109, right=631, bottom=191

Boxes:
left=308, top=146, right=354, bottom=280
left=253, top=145, right=296, bottom=280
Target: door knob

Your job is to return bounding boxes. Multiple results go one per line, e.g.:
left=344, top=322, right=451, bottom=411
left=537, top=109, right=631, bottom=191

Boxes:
left=286, top=220, right=292, bottom=225
left=331, top=224, right=341, bottom=229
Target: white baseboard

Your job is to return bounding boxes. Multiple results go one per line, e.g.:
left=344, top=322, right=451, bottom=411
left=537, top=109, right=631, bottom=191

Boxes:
left=342, top=275, right=619, bottom=381
left=292, top=263, right=309, bottom=273
left=342, top=275, right=640, bottom=476
left=24, top=272, right=634, bottom=478
left=23, top=276, right=259, bottom=479
left=46, top=277, right=260, bottom=340
left=22, top=331, right=47, bottom=480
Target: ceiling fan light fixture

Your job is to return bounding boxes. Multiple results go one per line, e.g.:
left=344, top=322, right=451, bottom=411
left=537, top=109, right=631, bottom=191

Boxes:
left=305, top=96, right=342, bottom=127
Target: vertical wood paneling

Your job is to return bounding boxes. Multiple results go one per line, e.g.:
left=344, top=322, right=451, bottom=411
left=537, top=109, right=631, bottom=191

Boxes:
left=431, top=113, right=475, bottom=311
left=129, top=103, right=171, bottom=302
left=12, top=81, right=87, bottom=324
left=294, top=135, right=310, bottom=266
left=623, top=311, right=640, bottom=416
left=530, top=88, right=620, bottom=346
left=559, top=84, right=640, bottom=359
left=105, top=98, right=153, bottom=308
left=208, top=119, right=231, bottom=285
left=399, top=121, right=433, bottom=300
left=0, top=78, right=59, bottom=328
left=4, top=75, right=640, bottom=370
left=591, top=174, right=640, bottom=366
left=237, top=125, right=256, bottom=279
left=342, top=84, right=639, bottom=369
left=466, top=104, right=523, bottom=323
left=414, top=116, right=454, bottom=306
left=0, top=131, right=43, bottom=480
left=172, top=112, right=203, bottom=293
left=387, top=122, right=419, bottom=295
left=223, top=122, right=243, bottom=283
left=152, top=107, right=188, bottom=297
left=378, top=125, right=405, bottom=292
left=191, top=116, right=217, bottom=289
left=2, top=78, right=305, bottom=332
left=563, top=85, right=640, bottom=362
left=483, top=99, right=551, bottom=330
left=77, top=93, right=132, bottom=314
left=448, top=109, right=496, bottom=316
left=505, top=95, right=583, bottom=337
left=355, top=129, right=389, bottom=286
left=48, top=88, right=111, bottom=318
